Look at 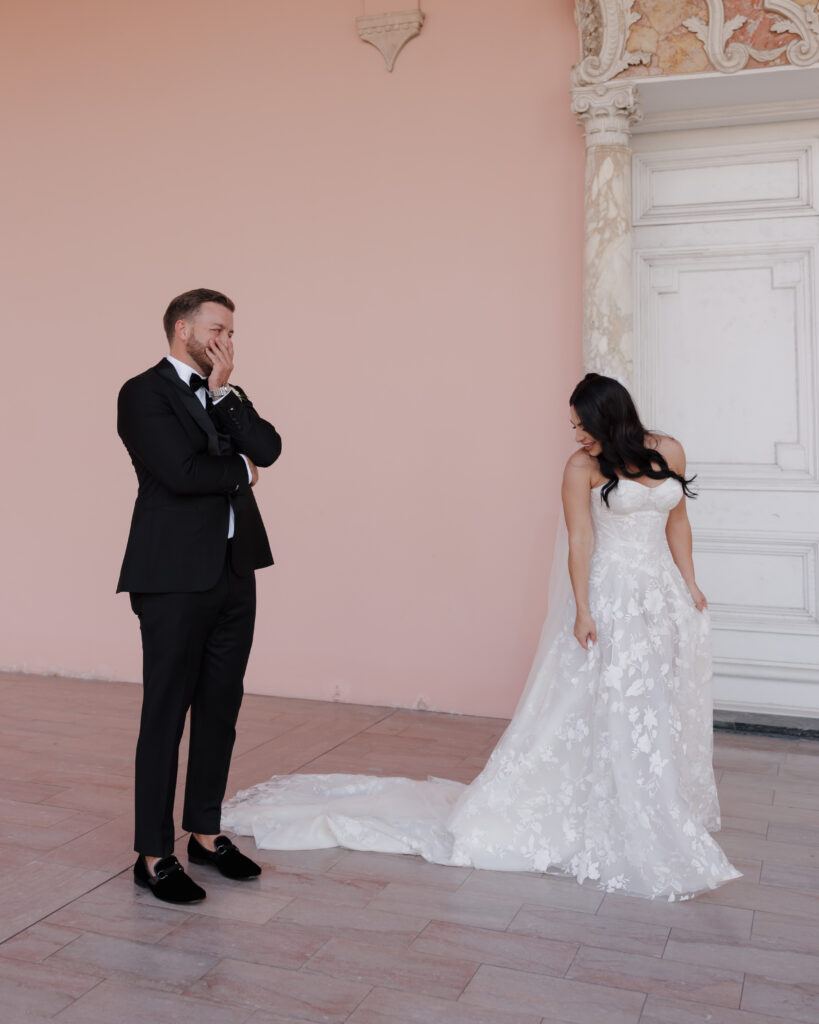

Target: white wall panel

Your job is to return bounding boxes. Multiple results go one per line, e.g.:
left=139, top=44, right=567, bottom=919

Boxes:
left=633, top=139, right=818, bottom=225
left=635, top=247, right=817, bottom=488
left=633, top=120, right=819, bottom=716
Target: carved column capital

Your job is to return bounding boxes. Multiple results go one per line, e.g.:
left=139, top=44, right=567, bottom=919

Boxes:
left=571, top=83, right=642, bottom=148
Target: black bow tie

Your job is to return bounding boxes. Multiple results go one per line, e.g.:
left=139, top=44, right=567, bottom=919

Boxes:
left=188, top=374, right=209, bottom=393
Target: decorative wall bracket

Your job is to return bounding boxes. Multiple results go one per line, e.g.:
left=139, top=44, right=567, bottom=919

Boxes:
left=683, top=0, right=819, bottom=74
left=356, top=9, right=425, bottom=72
left=572, top=0, right=651, bottom=86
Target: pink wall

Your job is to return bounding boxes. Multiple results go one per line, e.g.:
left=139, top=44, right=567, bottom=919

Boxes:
left=0, top=1, right=583, bottom=717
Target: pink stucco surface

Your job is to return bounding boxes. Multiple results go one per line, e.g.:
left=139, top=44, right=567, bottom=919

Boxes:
left=0, top=1, right=583, bottom=716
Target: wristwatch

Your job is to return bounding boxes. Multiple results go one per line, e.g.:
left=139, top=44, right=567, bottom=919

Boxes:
left=207, top=385, right=231, bottom=400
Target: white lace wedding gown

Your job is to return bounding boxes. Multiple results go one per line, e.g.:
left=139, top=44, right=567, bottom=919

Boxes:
left=223, top=478, right=740, bottom=900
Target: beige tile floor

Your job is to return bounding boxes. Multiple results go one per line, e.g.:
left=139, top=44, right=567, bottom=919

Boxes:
left=0, top=671, right=818, bottom=1023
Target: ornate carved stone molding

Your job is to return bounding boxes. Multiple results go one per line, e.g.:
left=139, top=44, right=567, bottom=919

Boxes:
left=356, top=10, right=424, bottom=72
left=684, top=0, right=819, bottom=74
left=571, top=82, right=642, bottom=147
left=572, top=0, right=651, bottom=86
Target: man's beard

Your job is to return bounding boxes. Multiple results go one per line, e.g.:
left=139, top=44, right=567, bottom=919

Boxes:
left=186, top=337, right=212, bottom=377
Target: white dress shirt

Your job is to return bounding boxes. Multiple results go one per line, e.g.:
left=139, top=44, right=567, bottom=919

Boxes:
left=165, top=355, right=251, bottom=539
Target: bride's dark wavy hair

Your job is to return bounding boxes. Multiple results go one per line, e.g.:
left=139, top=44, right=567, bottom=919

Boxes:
left=570, top=373, right=696, bottom=507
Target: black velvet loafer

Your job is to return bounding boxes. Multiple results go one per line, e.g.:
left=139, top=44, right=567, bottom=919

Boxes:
left=133, top=854, right=206, bottom=904
left=187, top=834, right=262, bottom=880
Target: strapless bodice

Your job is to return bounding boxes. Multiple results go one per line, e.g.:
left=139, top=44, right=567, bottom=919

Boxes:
left=591, top=477, right=682, bottom=558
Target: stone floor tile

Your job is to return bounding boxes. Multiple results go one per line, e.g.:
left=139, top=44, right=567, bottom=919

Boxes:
left=0, top=953, right=102, bottom=1018
left=305, top=935, right=478, bottom=1000
left=766, top=821, right=819, bottom=847
left=162, top=913, right=328, bottom=970
left=779, top=752, right=819, bottom=782
left=274, top=897, right=428, bottom=947
left=0, top=921, right=81, bottom=962
left=410, top=919, right=578, bottom=976
left=0, top=808, right=112, bottom=853
left=302, top=754, right=466, bottom=778
left=715, top=734, right=813, bottom=755
left=750, top=910, right=819, bottom=956
left=759, top=860, right=819, bottom=893
left=459, top=963, right=645, bottom=1024
left=367, top=881, right=521, bottom=930
left=721, top=816, right=769, bottom=838
left=0, top=979, right=76, bottom=1020
left=696, top=878, right=819, bottom=920
left=347, top=985, right=543, bottom=1024
left=720, top=833, right=819, bottom=870
left=0, top=778, right=70, bottom=804
left=50, top=930, right=219, bottom=990
left=132, top=881, right=291, bottom=926
left=246, top=1014, right=323, bottom=1024
left=718, top=798, right=819, bottom=829
left=245, top=1016, right=318, bottom=1024
left=508, top=903, right=670, bottom=957
left=0, top=842, right=35, bottom=876
left=229, top=707, right=392, bottom=778
left=327, top=849, right=473, bottom=890
left=664, top=928, right=819, bottom=984
left=52, top=977, right=253, bottom=1023
left=741, top=974, right=819, bottom=1024
left=458, top=868, right=604, bottom=913
left=773, top=783, right=819, bottom=811
left=597, top=892, right=753, bottom=940
left=567, top=945, right=743, bottom=1007
left=187, top=957, right=370, bottom=1022
left=0, top=797, right=77, bottom=828
left=40, top=812, right=133, bottom=870
left=716, top=774, right=776, bottom=804
left=640, top=993, right=800, bottom=1024
left=712, top=744, right=783, bottom=770
left=238, top=866, right=385, bottom=908
left=0, top=859, right=112, bottom=943
left=46, top=890, right=192, bottom=944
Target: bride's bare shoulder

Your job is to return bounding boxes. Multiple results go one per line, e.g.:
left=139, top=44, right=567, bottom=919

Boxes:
left=565, top=449, right=594, bottom=472
left=647, top=433, right=685, bottom=472
left=563, top=449, right=597, bottom=487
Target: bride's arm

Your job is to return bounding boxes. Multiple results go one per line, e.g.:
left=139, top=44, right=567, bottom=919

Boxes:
left=661, top=439, right=708, bottom=612
left=562, top=455, right=596, bottom=649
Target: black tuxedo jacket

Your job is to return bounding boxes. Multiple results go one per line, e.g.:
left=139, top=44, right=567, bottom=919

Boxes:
left=117, top=358, right=282, bottom=593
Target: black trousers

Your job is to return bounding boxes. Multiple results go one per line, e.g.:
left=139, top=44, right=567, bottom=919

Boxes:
left=130, top=551, right=256, bottom=857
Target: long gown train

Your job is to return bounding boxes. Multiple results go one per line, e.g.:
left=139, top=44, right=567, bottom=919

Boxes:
left=223, top=478, right=740, bottom=900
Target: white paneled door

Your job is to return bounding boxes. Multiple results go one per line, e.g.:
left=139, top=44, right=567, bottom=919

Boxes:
left=632, top=120, right=819, bottom=717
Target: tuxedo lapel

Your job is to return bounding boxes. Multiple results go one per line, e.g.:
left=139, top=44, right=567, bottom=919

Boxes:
left=153, top=359, right=223, bottom=455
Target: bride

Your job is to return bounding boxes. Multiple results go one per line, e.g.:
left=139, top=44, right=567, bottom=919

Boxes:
left=223, top=373, right=740, bottom=900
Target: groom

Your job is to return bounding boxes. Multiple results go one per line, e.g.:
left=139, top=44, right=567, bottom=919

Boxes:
left=117, top=288, right=281, bottom=903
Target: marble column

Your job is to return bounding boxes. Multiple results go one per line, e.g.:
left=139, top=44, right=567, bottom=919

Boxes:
left=570, top=82, right=642, bottom=385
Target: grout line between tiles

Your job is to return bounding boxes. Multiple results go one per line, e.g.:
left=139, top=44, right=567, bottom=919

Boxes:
left=294, top=712, right=402, bottom=774
left=234, top=707, right=400, bottom=773
left=0, top=865, right=133, bottom=950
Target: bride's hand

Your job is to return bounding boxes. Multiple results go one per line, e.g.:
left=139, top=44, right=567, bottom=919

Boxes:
left=574, top=613, right=597, bottom=650
left=688, top=583, right=708, bottom=612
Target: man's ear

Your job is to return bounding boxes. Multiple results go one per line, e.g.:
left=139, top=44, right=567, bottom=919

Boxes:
left=176, top=319, right=190, bottom=340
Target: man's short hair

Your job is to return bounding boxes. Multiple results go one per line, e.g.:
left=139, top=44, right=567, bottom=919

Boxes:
left=163, top=288, right=235, bottom=342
